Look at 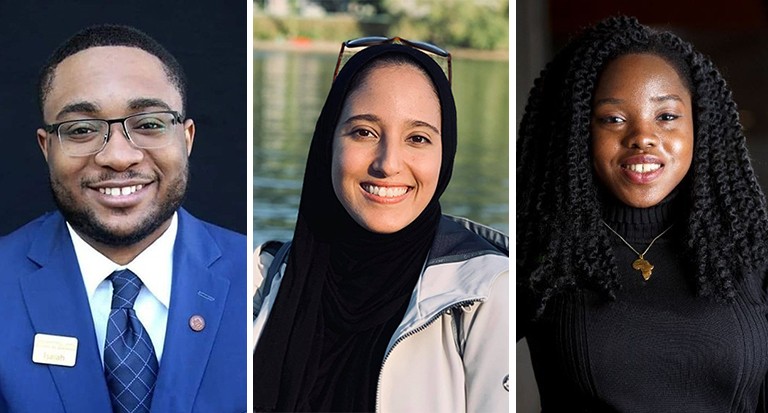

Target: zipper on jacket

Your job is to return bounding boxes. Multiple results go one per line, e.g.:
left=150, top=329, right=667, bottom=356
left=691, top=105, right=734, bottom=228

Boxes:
left=375, top=298, right=483, bottom=412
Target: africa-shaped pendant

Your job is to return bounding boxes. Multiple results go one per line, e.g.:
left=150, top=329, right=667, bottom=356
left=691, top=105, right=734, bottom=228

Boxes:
left=632, top=256, right=654, bottom=281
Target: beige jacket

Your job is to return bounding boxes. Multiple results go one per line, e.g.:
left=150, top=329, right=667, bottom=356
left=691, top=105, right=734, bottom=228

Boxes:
left=253, top=216, right=509, bottom=412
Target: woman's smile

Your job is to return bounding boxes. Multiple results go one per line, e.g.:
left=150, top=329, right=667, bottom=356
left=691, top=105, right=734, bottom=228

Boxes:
left=360, top=183, right=411, bottom=201
left=620, top=155, right=665, bottom=184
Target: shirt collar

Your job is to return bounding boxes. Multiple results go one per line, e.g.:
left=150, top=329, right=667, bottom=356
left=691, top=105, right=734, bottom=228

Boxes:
left=67, top=213, right=178, bottom=309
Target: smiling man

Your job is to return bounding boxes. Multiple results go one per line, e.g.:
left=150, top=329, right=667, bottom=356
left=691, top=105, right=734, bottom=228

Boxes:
left=0, top=25, right=245, bottom=412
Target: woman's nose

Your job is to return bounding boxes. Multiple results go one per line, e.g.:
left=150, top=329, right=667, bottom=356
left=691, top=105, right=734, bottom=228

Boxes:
left=370, top=137, right=402, bottom=177
left=624, top=121, right=659, bottom=149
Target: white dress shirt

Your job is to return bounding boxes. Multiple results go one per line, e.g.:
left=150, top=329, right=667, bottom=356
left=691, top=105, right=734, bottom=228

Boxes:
left=67, top=213, right=177, bottom=365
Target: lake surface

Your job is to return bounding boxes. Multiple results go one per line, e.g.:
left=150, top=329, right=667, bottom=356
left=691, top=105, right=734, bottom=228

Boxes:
left=253, top=49, right=509, bottom=245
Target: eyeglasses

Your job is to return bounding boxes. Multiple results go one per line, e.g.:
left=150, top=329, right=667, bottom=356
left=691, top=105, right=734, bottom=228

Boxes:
left=333, top=36, right=452, bottom=84
left=44, top=110, right=184, bottom=157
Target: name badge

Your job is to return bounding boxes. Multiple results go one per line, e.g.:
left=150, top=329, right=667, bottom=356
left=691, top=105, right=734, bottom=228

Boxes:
left=32, top=333, right=78, bottom=367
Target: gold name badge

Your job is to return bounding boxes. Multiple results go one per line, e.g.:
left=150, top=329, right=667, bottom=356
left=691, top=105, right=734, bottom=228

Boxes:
left=32, top=333, right=78, bottom=367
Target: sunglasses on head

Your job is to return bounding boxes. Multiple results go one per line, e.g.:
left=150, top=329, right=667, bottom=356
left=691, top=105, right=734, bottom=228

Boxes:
left=333, top=36, right=452, bottom=85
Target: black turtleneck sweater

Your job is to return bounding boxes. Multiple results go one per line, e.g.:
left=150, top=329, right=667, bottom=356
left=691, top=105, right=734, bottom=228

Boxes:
left=523, top=195, right=768, bottom=412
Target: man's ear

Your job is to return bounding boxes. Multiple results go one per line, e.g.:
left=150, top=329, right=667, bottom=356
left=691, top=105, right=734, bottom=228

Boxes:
left=184, top=119, right=195, bottom=156
left=37, top=128, right=51, bottom=162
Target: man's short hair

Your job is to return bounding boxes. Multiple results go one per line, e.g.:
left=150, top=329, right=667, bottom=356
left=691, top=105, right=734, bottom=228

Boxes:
left=38, top=24, right=187, bottom=115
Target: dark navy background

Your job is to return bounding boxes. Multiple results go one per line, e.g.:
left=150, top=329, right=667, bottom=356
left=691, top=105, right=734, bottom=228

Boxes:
left=0, top=0, right=247, bottom=235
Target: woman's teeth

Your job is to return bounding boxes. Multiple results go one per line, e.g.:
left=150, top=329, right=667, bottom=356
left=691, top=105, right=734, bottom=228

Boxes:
left=625, top=163, right=661, bottom=173
left=99, top=184, right=143, bottom=197
left=363, top=184, right=408, bottom=198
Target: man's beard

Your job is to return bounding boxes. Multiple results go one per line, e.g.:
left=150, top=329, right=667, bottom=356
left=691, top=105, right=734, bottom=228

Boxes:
left=51, top=165, right=188, bottom=247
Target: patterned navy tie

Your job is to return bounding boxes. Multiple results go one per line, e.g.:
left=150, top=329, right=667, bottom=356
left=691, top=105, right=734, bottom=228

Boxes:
left=104, top=270, right=159, bottom=413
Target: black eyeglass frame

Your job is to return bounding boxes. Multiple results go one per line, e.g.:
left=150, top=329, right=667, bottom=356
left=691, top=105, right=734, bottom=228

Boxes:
left=44, top=110, right=184, bottom=156
left=333, top=36, right=452, bottom=84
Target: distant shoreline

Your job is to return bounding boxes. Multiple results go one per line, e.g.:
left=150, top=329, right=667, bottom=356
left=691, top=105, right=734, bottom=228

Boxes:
left=253, top=39, right=509, bottom=61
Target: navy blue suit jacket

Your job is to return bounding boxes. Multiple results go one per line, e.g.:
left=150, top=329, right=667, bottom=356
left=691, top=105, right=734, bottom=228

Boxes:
left=0, top=209, right=246, bottom=412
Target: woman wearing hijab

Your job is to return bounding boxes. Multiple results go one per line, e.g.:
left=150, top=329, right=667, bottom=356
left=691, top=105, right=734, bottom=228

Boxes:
left=252, top=39, right=509, bottom=412
left=517, top=16, right=768, bottom=411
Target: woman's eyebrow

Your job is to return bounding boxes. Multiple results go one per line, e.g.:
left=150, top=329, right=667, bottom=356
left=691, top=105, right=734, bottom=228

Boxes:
left=650, top=94, right=684, bottom=103
left=341, top=113, right=380, bottom=125
left=593, top=97, right=623, bottom=107
left=594, top=94, right=685, bottom=108
left=410, top=119, right=440, bottom=135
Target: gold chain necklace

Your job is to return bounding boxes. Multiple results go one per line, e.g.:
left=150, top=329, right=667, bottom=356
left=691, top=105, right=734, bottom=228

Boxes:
left=601, top=221, right=673, bottom=281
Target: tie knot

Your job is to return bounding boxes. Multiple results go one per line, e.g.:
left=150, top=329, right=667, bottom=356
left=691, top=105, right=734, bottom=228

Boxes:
left=108, top=270, right=143, bottom=309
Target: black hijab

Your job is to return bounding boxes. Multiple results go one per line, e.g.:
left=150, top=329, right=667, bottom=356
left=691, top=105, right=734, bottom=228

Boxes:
left=253, top=44, right=457, bottom=412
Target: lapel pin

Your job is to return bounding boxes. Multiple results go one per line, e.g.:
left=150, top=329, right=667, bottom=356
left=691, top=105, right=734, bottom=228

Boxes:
left=189, top=315, right=205, bottom=332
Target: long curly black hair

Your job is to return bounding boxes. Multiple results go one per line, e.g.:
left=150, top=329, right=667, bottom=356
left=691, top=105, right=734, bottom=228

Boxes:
left=517, top=16, right=768, bottom=317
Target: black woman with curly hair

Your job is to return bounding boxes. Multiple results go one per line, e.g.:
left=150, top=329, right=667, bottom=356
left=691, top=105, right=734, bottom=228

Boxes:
left=518, top=16, right=768, bottom=411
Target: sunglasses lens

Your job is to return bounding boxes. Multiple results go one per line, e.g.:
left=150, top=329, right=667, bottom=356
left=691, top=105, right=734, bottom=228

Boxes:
left=407, top=40, right=449, bottom=57
left=346, top=36, right=389, bottom=48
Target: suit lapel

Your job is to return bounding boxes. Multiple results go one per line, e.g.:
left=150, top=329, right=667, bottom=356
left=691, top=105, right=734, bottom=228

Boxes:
left=151, top=210, right=230, bottom=412
left=19, top=213, right=112, bottom=412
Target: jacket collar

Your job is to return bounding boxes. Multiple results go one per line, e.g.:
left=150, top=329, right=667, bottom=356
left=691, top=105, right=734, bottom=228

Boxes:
left=393, top=216, right=508, bottom=336
left=21, top=211, right=113, bottom=411
left=150, top=208, right=231, bottom=412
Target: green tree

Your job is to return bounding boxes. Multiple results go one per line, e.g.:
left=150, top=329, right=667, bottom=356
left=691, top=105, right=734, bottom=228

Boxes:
left=382, top=0, right=508, bottom=50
